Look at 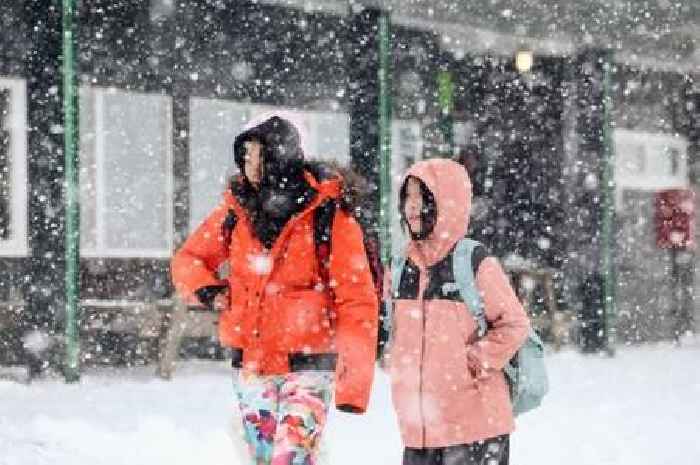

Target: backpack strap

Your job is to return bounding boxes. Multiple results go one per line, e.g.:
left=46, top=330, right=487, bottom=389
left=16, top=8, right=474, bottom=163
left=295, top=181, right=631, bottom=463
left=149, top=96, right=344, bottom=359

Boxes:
left=453, top=238, right=488, bottom=338
left=314, top=199, right=336, bottom=285
left=222, top=199, right=335, bottom=280
left=222, top=209, right=238, bottom=251
left=383, top=253, right=407, bottom=349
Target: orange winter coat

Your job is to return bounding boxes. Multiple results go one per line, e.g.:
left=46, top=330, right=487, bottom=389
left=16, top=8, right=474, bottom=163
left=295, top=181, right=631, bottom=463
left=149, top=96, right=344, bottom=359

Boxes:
left=171, top=172, right=378, bottom=413
left=389, top=159, right=529, bottom=447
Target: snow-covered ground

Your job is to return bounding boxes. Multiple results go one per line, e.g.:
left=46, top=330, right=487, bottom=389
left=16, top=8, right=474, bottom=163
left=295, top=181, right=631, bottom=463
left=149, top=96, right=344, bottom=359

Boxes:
left=2, top=340, right=700, bottom=465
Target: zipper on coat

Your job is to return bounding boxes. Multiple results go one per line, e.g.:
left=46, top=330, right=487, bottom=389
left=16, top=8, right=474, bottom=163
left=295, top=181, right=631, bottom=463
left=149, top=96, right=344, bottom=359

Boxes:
left=252, top=248, right=271, bottom=339
left=417, top=270, right=428, bottom=448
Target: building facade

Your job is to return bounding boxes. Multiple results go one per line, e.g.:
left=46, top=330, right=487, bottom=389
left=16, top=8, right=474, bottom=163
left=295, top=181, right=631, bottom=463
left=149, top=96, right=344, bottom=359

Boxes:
left=0, top=1, right=698, bottom=372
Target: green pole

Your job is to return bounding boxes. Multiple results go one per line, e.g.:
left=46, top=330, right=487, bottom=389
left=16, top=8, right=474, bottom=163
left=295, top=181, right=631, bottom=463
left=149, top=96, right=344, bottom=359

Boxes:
left=378, top=12, right=392, bottom=266
left=437, top=69, right=454, bottom=157
left=63, top=0, right=80, bottom=381
left=600, top=51, right=616, bottom=355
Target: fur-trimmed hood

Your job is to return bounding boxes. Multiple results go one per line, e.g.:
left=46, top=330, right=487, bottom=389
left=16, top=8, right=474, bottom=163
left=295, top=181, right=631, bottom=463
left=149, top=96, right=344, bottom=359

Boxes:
left=302, top=160, right=369, bottom=216
left=228, top=158, right=369, bottom=248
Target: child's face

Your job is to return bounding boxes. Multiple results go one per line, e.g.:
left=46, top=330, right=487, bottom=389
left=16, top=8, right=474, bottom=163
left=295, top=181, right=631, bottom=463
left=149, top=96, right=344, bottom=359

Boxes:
left=404, top=177, right=423, bottom=235
left=243, top=139, right=263, bottom=188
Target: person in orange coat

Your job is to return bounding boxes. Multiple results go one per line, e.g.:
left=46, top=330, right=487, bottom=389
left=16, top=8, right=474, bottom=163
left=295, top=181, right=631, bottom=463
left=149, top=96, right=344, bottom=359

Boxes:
left=171, top=115, right=378, bottom=465
left=388, top=159, right=529, bottom=465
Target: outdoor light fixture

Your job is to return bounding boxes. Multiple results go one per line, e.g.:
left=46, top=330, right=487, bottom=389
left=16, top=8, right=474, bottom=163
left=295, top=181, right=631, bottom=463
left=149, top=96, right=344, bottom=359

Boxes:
left=515, top=49, right=533, bottom=73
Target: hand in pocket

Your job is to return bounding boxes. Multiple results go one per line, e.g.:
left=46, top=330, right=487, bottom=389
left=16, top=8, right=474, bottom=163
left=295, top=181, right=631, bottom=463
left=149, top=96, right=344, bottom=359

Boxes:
left=466, top=347, right=489, bottom=381
left=213, top=289, right=230, bottom=312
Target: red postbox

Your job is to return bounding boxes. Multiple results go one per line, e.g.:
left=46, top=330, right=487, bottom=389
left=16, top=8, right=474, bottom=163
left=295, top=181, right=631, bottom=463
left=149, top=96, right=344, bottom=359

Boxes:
left=655, top=189, right=695, bottom=249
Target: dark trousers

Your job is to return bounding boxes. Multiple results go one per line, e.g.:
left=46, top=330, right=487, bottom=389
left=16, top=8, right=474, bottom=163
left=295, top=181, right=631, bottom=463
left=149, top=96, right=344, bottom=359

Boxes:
left=403, top=435, right=509, bottom=465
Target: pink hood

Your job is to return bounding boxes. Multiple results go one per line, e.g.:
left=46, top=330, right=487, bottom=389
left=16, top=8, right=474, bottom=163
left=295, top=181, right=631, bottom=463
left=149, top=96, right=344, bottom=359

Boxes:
left=404, top=159, right=472, bottom=268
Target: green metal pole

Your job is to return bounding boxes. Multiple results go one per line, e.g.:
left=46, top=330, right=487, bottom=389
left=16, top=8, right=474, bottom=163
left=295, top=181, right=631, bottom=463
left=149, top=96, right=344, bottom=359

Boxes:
left=437, top=69, right=454, bottom=157
left=378, top=12, right=392, bottom=266
left=63, top=0, right=80, bottom=381
left=600, top=51, right=616, bottom=355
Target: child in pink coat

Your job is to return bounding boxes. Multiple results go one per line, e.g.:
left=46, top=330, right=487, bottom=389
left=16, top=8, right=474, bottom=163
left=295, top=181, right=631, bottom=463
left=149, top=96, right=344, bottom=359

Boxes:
left=388, top=159, right=529, bottom=465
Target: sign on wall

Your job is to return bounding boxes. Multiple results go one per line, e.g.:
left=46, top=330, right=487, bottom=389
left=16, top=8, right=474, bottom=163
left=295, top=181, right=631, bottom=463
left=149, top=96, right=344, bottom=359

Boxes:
left=655, top=189, right=695, bottom=250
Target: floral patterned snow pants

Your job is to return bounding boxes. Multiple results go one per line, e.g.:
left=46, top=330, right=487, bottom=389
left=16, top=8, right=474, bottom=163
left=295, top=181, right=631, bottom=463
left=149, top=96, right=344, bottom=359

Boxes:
left=233, top=369, right=334, bottom=465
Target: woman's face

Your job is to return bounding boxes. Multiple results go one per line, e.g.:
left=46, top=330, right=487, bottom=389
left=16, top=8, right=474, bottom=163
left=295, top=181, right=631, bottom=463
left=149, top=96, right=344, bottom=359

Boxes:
left=243, top=139, right=263, bottom=188
left=403, top=177, right=423, bottom=235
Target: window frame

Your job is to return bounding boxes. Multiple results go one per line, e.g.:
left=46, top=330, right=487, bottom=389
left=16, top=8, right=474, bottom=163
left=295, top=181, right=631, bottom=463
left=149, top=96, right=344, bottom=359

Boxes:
left=614, top=129, right=689, bottom=210
left=0, top=77, right=28, bottom=257
left=80, top=86, right=174, bottom=258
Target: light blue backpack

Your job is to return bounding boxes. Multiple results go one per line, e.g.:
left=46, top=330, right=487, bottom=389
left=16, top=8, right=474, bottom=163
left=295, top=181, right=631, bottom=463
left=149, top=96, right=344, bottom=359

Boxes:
left=391, top=238, right=548, bottom=416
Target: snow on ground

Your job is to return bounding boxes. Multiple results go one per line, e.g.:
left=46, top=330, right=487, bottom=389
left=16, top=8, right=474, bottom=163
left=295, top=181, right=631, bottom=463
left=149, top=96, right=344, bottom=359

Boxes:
left=2, top=340, right=700, bottom=465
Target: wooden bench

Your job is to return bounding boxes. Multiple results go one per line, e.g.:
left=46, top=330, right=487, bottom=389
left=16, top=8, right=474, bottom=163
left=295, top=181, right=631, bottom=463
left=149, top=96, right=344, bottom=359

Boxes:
left=79, top=297, right=219, bottom=378
left=80, top=298, right=172, bottom=337
left=155, top=298, right=220, bottom=379
left=0, top=293, right=24, bottom=332
left=0, top=288, right=219, bottom=379
left=508, top=267, right=574, bottom=350
left=79, top=298, right=170, bottom=368
left=0, top=286, right=31, bottom=382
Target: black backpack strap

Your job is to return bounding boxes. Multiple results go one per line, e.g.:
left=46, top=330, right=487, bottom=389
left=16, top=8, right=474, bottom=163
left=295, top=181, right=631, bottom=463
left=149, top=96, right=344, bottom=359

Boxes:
left=222, top=209, right=238, bottom=251
left=314, top=199, right=337, bottom=284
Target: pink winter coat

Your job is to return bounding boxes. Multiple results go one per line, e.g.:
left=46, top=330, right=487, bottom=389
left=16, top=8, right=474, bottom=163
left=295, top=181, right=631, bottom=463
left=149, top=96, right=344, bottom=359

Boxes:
left=389, top=159, right=529, bottom=448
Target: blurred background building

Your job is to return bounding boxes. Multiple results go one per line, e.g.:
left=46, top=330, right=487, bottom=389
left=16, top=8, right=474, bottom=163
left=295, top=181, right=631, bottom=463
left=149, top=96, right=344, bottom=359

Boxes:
left=0, top=0, right=698, bottom=375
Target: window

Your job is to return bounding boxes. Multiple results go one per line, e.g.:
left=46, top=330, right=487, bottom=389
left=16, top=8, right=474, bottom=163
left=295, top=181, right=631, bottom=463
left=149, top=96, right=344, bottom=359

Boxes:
left=79, top=87, right=173, bottom=257
left=392, top=119, right=422, bottom=170
left=188, top=99, right=350, bottom=229
left=188, top=98, right=250, bottom=230
left=0, top=77, right=28, bottom=256
left=614, top=129, right=688, bottom=210
left=390, top=119, right=422, bottom=253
